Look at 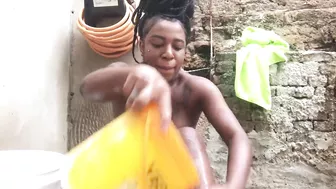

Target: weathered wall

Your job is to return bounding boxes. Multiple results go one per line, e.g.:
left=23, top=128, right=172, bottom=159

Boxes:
left=191, top=0, right=336, bottom=188
left=0, top=0, right=70, bottom=152
left=208, top=52, right=336, bottom=188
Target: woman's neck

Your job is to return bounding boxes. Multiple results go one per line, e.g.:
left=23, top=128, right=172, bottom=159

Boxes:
left=168, top=71, right=183, bottom=87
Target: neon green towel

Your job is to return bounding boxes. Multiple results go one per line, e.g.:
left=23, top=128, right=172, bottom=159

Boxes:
left=235, top=27, right=289, bottom=110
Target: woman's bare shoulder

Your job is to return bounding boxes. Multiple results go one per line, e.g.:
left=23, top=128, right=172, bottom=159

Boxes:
left=185, top=73, right=216, bottom=89
left=183, top=73, right=219, bottom=99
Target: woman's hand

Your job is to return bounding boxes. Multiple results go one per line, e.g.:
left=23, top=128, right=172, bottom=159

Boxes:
left=123, top=64, right=172, bottom=130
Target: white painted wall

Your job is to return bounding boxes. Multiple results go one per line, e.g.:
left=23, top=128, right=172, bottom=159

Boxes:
left=0, top=0, right=71, bottom=152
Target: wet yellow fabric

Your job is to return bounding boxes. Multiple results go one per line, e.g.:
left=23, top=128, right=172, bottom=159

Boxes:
left=63, top=103, right=200, bottom=189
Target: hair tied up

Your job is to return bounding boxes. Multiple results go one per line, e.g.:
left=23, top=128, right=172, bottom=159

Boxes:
left=132, top=0, right=194, bottom=24
left=131, top=0, right=195, bottom=63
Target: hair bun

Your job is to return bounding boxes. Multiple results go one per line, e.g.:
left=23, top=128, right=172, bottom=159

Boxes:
left=131, top=0, right=195, bottom=63
left=142, top=0, right=194, bottom=19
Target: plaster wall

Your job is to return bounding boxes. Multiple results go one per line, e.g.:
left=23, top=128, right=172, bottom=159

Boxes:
left=0, top=0, right=71, bottom=152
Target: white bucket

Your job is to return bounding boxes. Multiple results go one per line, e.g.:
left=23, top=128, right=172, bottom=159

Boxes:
left=0, top=150, right=65, bottom=189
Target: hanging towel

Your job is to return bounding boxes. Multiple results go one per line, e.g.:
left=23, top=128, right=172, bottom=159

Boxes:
left=235, top=27, right=290, bottom=110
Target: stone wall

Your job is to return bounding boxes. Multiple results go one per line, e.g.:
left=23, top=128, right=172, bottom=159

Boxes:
left=191, top=0, right=336, bottom=188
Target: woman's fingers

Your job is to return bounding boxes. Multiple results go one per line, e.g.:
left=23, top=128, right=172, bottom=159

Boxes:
left=125, top=78, right=172, bottom=132
left=125, top=87, right=137, bottom=109
left=130, top=85, right=152, bottom=111
left=158, top=88, right=172, bottom=132
left=123, top=74, right=137, bottom=99
left=124, top=74, right=147, bottom=109
left=123, top=67, right=172, bottom=131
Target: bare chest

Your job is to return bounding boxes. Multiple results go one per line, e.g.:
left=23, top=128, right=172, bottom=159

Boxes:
left=170, top=84, right=201, bottom=128
left=112, top=86, right=201, bottom=128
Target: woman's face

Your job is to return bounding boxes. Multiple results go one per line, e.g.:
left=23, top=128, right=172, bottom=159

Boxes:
left=139, top=19, right=186, bottom=82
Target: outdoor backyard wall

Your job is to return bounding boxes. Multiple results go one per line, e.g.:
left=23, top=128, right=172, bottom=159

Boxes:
left=0, top=0, right=71, bottom=152
left=190, top=0, right=336, bottom=188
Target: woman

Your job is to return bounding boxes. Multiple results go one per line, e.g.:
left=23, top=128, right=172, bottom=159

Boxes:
left=80, top=0, right=252, bottom=188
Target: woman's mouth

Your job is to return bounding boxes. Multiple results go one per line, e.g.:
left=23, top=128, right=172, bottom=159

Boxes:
left=155, top=65, right=175, bottom=75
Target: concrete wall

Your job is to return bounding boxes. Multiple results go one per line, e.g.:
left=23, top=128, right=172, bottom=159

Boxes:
left=0, top=0, right=71, bottom=152
left=191, top=0, right=336, bottom=188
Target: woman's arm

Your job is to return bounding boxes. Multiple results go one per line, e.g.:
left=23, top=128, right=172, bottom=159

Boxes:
left=80, top=62, right=172, bottom=129
left=80, top=62, right=133, bottom=102
left=197, top=77, right=252, bottom=189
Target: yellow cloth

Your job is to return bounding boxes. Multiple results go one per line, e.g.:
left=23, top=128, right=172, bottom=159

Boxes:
left=62, top=103, right=200, bottom=189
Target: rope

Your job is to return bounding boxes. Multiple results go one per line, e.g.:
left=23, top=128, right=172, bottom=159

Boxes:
left=209, top=0, right=213, bottom=66
left=77, top=0, right=136, bottom=58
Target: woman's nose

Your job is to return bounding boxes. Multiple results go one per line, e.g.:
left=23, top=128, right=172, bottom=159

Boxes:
left=162, top=45, right=174, bottom=59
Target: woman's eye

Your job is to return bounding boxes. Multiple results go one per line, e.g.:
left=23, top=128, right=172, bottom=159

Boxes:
left=152, top=44, right=163, bottom=48
left=173, top=43, right=185, bottom=51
